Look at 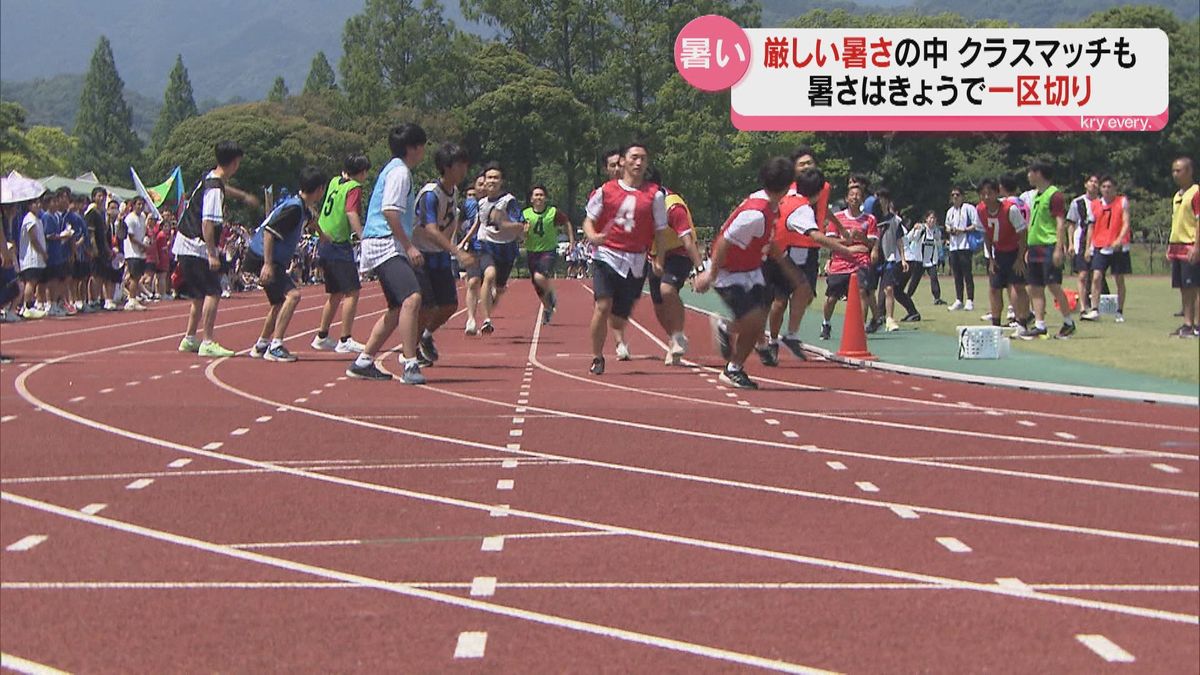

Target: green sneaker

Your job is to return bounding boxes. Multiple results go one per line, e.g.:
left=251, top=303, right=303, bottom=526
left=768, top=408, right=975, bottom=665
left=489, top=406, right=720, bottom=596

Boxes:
left=199, top=341, right=235, bottom=358
left=178, top=337, right=200, bottom=353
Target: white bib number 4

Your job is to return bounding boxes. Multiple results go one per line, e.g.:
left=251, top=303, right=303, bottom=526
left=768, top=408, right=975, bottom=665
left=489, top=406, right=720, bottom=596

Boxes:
left=613, top=195, right=637, bottom=233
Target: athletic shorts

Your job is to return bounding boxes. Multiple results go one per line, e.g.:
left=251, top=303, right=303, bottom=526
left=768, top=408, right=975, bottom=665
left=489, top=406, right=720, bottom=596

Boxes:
left=0, top=268, right=18, bottom=305
left=321, top=258, right=361, bottom=295
left=93, top=257, right=121, bottom=283
left=376, top=255, right=420, bottom=309
left=1112, top=249, right=1132, bottom=275
left=648, top=255, right=693, bottom=305
left=762, top=257, right=795, bottom=300
left=716, top=283, right=770, bottom=320
left=527, top=250, right=557, bottom=277
left=418, top=254, right=458, bottom=308
left=592, top=260, right=646, bottom=319
left=877, top=261, right=905, bottom=289
left=989, top=249, right=1025, bottom=289
left=126, top=257, right=147, bottom=279
left=178, top=255, right=223, bottom=298
left=19, top=267, right=46, bottom=284
left=825, top=268, right=874, bottom=299
left=47, top=263, right=71, bottom=281
left=1025, top=245, right=1063, bottom=287
left=479, top=241, right=520, bottom=288
left=1171, top=257, right=1200, bottom=289
left=73, top=260, right=92, bottom=279
left=1072, top=252, right=1090, bottom=275
left=243, top=252, right=296, bottom=306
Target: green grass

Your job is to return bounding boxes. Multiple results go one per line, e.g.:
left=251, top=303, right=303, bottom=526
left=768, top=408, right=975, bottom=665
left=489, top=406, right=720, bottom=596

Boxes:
left=902, top=275, right=1199, bottom=384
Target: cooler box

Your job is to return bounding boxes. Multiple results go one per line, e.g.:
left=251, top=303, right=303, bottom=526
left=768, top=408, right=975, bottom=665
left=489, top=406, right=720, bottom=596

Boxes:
left=1098, top=294, right=1119, bottom=315
left=957, top=325, right=1010, bottom=360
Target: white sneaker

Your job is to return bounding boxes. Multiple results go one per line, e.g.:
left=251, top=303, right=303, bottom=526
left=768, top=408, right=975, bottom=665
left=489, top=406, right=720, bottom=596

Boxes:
left=964, top=300, right=974, bottom=311
left=885, top=318, right=900, bottom=332
left=103, top=300, right=118, bottom=311
left=980, top=312, right=994, bottom=322
left=311, top=336, right=337, bottom=351
left=335, top=337, right=365, bottom=353
left=947, top=300, right=964, bottom=311
left=220, top=289, right=231, bottom=299
left=124, top=299, right=146, bottom=312
left=615, top=342, right=632, bottom=361
left=1114, top=312, right=1125, bottom=323
left=464, top=317, right=478, bottom=336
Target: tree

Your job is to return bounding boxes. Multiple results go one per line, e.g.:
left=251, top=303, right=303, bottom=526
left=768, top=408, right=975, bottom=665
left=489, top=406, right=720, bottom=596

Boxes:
left=72, top=36, right=140, bottom=182
left=0, top=104, right=78, bottom=177
left=268, top=76, right=289, bottom=103
left=151, top=55, right=199, bottom=153
left=303, top=51, right=338, bottom=94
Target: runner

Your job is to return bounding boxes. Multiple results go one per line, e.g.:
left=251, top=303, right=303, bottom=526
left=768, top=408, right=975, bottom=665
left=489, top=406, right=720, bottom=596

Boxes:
left=694, top=157, right=801, bottom=390
left=459, top=173, right=486, bottom=335
left=523, top=184, right=575, bottom=325
left=646, top=170, right=703, bottom=366
left=1067, top=174, right=1102, bottom=315
left=977, top=178, right=1030, bottom=329
left=1082, top=176, right=1132, bottom=323
left=1017, top=161, right=1077, bottom=340
left=819, top=185, right=877, bottom=340
left=348, top=123, right=427, bottom=383
left=312, top=154, right=370, bottom=354
left=474, top=162, right=525, bottom=335
left=413, top=142, right=476, bottom=365
left=244, top=166, right=327, bottom=362
left=1168, top=156, right=1199, bottom=337
left=582, top=142, right=667, bottom=375
left=873, top=188, right=920, bottom=332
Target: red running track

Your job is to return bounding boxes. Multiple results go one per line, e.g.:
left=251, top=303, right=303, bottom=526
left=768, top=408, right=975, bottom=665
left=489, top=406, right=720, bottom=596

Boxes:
left=1, top=280, right=1197, bottom=673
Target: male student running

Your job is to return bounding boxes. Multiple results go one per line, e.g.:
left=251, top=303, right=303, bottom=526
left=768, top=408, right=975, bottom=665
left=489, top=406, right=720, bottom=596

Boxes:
left=694, top=157, right=803, bottom=390
left=583, top=142, right=668, bottom=375
left=244, top=166, right=327, bottom=362
left=312, top=154, right=370, bottom=354
left=1168, top=156, right=1199, bottom=338
left=873, top=188, right=920, bottom=332
left=523, top=184, right=575, bottom=325
left=1017, top=160, right=1077, bottom=340
left=646, top=170, right=704, bottom=366
left=474, top=162, right=525, bottom=335
left=413, top=142, right=476, bottom=365
left=348, top=123, right=427, bottom=383
left=1082, top=175, right=1132, bottom=323
left=819, top=185, right=878, bottom=340
left=460, top=173, right=486, bottom=335
left=175, top=141, right=258, bottom=357
left=977, top=178, right=1030, bottom=329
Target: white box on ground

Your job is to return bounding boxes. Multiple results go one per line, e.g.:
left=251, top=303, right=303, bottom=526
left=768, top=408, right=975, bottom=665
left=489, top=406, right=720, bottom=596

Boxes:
left=957, top=326, right=1010, bottom=360
left=1098, top=294, right=1119, bottom=315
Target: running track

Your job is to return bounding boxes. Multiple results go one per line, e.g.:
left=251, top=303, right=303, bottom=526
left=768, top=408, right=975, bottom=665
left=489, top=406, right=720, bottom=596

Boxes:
left=1, top=280, right=1196, bottom=673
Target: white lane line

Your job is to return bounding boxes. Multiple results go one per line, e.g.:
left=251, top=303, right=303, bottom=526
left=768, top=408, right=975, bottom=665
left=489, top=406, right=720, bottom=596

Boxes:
left=737, top=401, right=750, bottom=407
left=513, top=417, right=525, bottom=425
left=337, top=376, right=347, bottom=381
left=230, top=428, right=249, bottom=436
left=1152, top=464, right=1182, bottom=474
left=750, top=409, right=764, bottom=414
left=167, top=459, right=192, bottom=469
left=126, top=381, right=140, bottom=387
left=189, top=364, right=200, bottom=369
left=149, top=375, right=163, bottom=380
left=309, top=390, right=323, bottom=396
left=765, top=419, right=781, bottom=426
left=323, top=383, right=335, bottom=388
left=80, top=503, right=107, bottom=515
left=496, top=480, right=514, bottom=491
left=855, top=482, right=879, bottom=493
left=255, top=416, right=272, bottom=423
left=910, top=386, right=922, bottom=391
left=1075, top=634, right=1135, bottom=663
left=0, top=652, right=71, bottom=675
left=294, top=398, right=308, bottom=403
left=454, top=631, right=488, bottom=659
left=515, top=407, right=528, bottom=413
left=1017, top=420, right=1037, bottom=427
left=171, top=370, right=182, bottom=375
left=826, top=462, right=847, bottom=471
left=501, top=460, right=519, bottom=469
left=202, top=442, right=223, bottom=450
left=782, top=431, right=799, bottom=439
left=509, top=429, right=523, bottom=437
left=125, top=479, right=154, bottom=490
left=517, top=399, right=529, bottom=405
left=490, top=505, right=510, bottom=517
left=725, top=393, right=738, bottom=398
left=932, top=393, right=946, bottom=399
left=936, top=537, right=972, bottom=553
left=995, top=578, right=1032, bottom=593
left=68, top=396, right=86, bottom=403
left=99, top=388, right=114, bottom=394
left=890, top=506, right=920, bottom=519
left=276, top=406, right=288, bottom=412
left=470, top=577, right=497, bottom=597
left=481, top=536, right=505, bottom=552
left=1054, top=432, right=1078, bottom=440
left=0, top=415, right=15, bottom=423
left=506, top=443, right=521, bottom=451
left=5, top=535, right=48, bottom=552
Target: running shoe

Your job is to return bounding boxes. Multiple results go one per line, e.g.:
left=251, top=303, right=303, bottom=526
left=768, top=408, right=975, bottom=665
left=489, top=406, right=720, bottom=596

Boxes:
left=933, top=299, right=948, bottom=306
left=542, top=291, right=557, bottom=325
left=947, top=300, right=963, bottom=311
left=589, top=356, right=605, bottom=375
left=885, top=317, right=900, bottom=332
left=335, top=337, right=365, bottom=353
left=818, top=323, right=832, bottom=341
left=311, top=336, right=337, bottom=351
left=264, top=345, right=297, bottom=362
left=250, top=342, right=268, bottom=359
left=464, top=318, right=478, bottom=336
left=1055, top=322, right=1077, bottom=339
left=1016, top=325, right=1048, bottom=340
left=420, top=332, right=439, bottom=362
left=865, top=317, right=884, bottom=334
left=1170, top=324, right=1195, bottom=338
left=401, top=359, right=426, bottom=385
left=1080, top=309, right=1100, bottom=321
left=0, top=354, right=12, bottom=364
left=901, top=312, right=922, bottom=322
left=415, top=348, right=434, bottom=368
left=481, top=319, right=495, bottom=335
left=1114, top=312, right=1125, bottom=324
left=179, top=336, right=200, bottom=353
left=979, top=312, right=994, bottom=322
left=780, top=335, right=807, bottom=360
left=198, top=341, right=235, bottom=358
left=756, top=342, right=779, bottom=367
left=719, top=366, right=758, bottom=390
left=964, top=300, right=974, bottom=311
left=21, top=307, right=46, bottom=320
left=347, top=362, right=392, bottom=381
left=615, top=341, right=632, bottom=361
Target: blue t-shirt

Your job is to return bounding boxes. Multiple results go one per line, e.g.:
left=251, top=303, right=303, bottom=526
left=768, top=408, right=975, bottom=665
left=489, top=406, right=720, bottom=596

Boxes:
left=43, top=211, right=69, bottom=266
left=363, top=158, right=414, bottom=239
left=65, top=212, right=89, bottom=261
left=249, top=197, right=309, bottom=265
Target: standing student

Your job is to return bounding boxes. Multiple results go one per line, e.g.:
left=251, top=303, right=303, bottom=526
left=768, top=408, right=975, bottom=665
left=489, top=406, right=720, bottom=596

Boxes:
left=1083, top=176, right=1132, bottom=323
left=582, top=142, right=668, bottom=375
left=312, top=154, right=370, bottom=354
left=978, top=177, right=1030, bottom=329
left=1067, top=174, right=1102, bottom=314
left=694, top=157, right=803, bottom=390
left=348, top=123, right=427, bottom=383
left=41, top=190, right=72, bottom=316
left=65, top=194, right=91, bottom=311
left=873, top=188, right=919, bottom=331
left=1018, top=160, right=1077, bottom=340
left=122, top=196, right=150, bottom=311
left=175, top=140, right=257, bottom=358
left=819, top=185, right=877, bottom=340
left=18, top=193, right=48, bottom=319
left=84, top=187, right=113, bottom=310
left=413, top=142, right=476, bottom=365
left=474, top=162, right=525, bottom=335
left=523, top=184, right=575, bottom=325
left=945, top=186, right=982, bottom=311
left=245, top=166, right=327, bottom=362
left=1167, top=156, right=1199, bottom=337
left=647, top=173, right=703, bottom=366
left=904, top=211, right=945, bottom=306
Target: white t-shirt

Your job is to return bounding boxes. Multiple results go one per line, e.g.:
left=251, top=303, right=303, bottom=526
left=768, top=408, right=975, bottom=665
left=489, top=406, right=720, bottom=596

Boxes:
left=19, top=211, right=46, bottom=270
left=945, top=203, right=981, bottom=252
left=715, top=208, right=767, bottom=289
left=173, top=171, right=224, bottom=259
left=123, top=212, right=147, bottom=259
left=783, top=203, right=819, bottom=265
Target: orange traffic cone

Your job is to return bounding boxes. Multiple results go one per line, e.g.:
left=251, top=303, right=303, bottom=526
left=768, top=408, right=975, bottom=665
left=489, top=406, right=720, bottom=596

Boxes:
left=837, top=271, right=877, bottom=360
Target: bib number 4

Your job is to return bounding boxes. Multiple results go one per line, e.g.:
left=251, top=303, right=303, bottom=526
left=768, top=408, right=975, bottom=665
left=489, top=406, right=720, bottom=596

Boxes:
left=613, top=195, right=637, bottom=233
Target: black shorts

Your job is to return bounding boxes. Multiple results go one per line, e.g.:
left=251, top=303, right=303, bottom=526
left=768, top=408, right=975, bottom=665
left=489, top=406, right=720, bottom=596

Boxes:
left=1025, top=245, right=1063, bottom=287
left=93, top=257, right=120, bottom=283
left=376, top=255, right=420, bottom=309
left=825, top=268, right=874, bottom=299
left=73, top=260, right=92, bottom=279
left=1171, top=257, right=1200, bottom=289
left=126, top=257, right=147, bottom=279
left=178, top=255, right=223, bottom=298
left=878, top=261, right=905, bottom=289
left=716, top=283, right=770, bottom=320
left=244, top=252, right=296, bottom=305
left=47, top=263, right=71, bottom=281
left=1072, top=252, right=1090, bottom=275
left=989, top=249, right=1025, bottom=289
left=479, top=241, right=519, bottom=288
left=592, top=260, right=646, bottom=319
left=321, top=258, right=361, bottom=295
left=789, top=248, right=821, bottom=290
left=19, top=267, right=46, bottom=284
left=418, top=254, right=458, bottom=308
left=527, top=250, right=557, bottom=277
left=762, top=257, right=795, bottom=300
left=648, top=255, right=693, bottom=305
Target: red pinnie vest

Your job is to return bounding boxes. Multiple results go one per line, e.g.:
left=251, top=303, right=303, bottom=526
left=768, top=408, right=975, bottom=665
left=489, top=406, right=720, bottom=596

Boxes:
left=594, top=180, right=662, bottom=253
left=718, top=195, right=776, bottom=273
